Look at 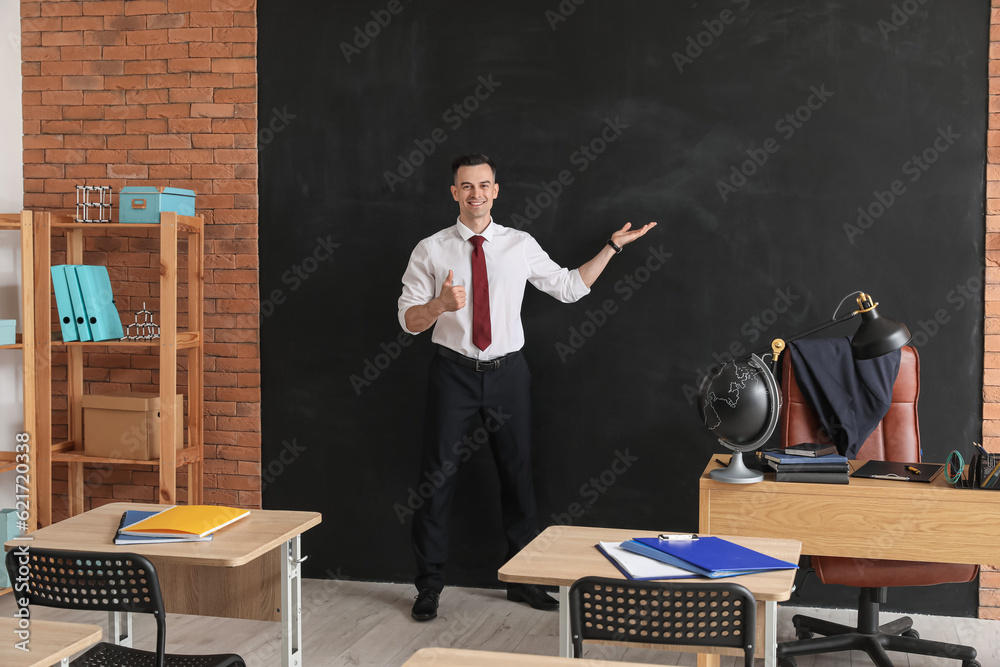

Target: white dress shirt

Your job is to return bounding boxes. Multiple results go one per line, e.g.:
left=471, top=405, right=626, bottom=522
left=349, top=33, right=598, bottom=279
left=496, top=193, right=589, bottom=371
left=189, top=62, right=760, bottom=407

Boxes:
left=398, top=219, right=591, bottom=359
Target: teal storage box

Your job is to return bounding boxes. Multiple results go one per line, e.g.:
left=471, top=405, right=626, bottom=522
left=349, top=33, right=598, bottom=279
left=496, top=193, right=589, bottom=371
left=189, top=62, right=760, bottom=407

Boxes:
left=0, top=508, right=16, bottom=586
left=0, top=319, right=14, bottom=346
left=119, top=186, right=195, bottom=224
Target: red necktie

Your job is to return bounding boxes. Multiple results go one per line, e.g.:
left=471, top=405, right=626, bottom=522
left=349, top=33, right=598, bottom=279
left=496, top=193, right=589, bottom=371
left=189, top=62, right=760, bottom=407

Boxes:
left=470, top=236, right=492, bottom=351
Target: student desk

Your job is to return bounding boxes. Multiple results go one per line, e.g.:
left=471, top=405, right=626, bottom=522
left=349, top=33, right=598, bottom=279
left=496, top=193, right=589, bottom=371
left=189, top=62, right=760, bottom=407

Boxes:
left=403, top=646, right=678, bottom=665
left=498, top=525, right=801, bottom=667
left=0, top=618, right=101, bottom=667
left=4, top=502, right=321, bottom=667
left=698, top=456, right=1000, bottom=565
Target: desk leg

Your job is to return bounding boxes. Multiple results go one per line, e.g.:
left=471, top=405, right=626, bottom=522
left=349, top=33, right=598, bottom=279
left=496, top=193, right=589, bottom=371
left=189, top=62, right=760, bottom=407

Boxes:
left=558, top=585, right=571, bottom=657
left=281, top=536, right=304, bottom=667
left=765, top=599, right=777, bottom=667
left=108, top=610, right=132, bottom=648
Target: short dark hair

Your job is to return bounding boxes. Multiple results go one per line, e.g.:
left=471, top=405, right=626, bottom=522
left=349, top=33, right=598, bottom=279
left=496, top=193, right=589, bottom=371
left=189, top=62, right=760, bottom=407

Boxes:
left=451, top=153, right=497, bottom=181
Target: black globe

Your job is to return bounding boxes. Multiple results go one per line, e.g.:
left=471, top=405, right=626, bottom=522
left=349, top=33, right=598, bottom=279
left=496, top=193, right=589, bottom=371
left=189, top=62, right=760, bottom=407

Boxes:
left=699, top=355, right=779, bottom=451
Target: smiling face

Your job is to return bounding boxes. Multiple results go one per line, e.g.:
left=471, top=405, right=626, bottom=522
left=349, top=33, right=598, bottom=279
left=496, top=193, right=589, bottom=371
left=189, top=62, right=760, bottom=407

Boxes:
left=451, top=163, right=499, bottom=233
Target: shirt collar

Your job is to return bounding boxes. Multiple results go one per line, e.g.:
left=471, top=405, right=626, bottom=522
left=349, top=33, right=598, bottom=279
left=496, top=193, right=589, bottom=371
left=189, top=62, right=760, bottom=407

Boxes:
left=455, top=217, right=495, bottom=243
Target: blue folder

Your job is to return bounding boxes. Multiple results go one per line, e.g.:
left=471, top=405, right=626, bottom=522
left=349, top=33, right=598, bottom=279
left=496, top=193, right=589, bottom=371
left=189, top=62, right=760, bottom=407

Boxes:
left=60, top=264, right=93, bottom=341
left=621, top=536, right=798, bottom=579
left=114, top=510, right=213, bottom=545
left=50, top=265, right=80, bottom=342
left=74, top=265, right=124, bottom=342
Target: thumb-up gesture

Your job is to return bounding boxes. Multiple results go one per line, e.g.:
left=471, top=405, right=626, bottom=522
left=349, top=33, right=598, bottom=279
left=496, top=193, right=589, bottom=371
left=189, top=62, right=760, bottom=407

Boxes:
left=438, top=270, right=466, bottom=311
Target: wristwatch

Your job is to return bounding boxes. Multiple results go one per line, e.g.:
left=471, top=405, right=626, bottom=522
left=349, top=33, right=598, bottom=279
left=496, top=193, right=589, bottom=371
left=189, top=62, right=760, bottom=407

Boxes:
left=607, top=239, right=622, bottom=253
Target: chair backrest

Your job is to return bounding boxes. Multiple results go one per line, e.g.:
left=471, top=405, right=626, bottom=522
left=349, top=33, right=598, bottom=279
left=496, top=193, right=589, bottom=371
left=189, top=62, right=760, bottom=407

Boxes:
left=5, top=547, right=167, bottom=663
left=569, top=576, right=756, bottom=666
left=779, top=344, right=920, bottom=461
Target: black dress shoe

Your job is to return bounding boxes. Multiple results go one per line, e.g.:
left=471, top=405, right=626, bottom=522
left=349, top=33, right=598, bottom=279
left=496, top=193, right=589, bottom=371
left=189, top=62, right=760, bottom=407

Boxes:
left=506, top=583, right=559, bottom=611
left=411, top=588, right=440, bottom=621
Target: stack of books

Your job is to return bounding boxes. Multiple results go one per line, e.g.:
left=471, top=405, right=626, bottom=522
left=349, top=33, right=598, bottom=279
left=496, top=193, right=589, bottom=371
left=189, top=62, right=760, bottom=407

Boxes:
left=114, top=505, right=250, bottom=545
left=765, top=446, right=850, bottom=484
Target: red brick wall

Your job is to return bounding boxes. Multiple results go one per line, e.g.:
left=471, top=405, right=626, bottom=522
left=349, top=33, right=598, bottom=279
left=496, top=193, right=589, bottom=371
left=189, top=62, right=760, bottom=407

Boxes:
left=984, top=1, right=1000, bottom=621
left=21, top=0, right=260, bottom=516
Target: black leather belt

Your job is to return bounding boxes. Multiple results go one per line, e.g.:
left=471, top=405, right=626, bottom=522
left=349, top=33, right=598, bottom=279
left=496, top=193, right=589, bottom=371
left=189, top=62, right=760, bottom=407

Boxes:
left=437, top=346, right=519, bottom=372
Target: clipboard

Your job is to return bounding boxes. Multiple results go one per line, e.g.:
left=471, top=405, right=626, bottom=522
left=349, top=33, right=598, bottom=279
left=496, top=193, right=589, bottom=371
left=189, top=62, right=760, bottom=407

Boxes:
left=595, top=542, right=698, bottom=581
left=851, top=460, right=943, bottom=483
left=621, top=536, right=798, bottom=578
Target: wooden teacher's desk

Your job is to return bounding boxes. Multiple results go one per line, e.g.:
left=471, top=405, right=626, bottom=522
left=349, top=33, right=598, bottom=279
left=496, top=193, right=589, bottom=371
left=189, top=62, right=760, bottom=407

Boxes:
left=498, top=525, right=801, bottom=667
left=4, top=502, right=321, bottom=667
left=0, top=618, right=101, bottom=667
left=698, top=456, right=1000, bottom=566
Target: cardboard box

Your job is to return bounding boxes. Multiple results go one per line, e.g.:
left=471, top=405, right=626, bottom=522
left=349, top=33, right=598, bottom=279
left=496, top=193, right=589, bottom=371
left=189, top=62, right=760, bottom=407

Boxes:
left=83, top=392, right=183, bottom=460
left=0, top=319, right=14, bottom=346
left=118, top=186, right=196, bottom=224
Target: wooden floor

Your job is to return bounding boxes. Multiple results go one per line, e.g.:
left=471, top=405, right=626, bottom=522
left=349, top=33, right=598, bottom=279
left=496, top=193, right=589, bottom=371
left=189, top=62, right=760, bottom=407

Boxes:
left=1, top=579, right=997, bottom=666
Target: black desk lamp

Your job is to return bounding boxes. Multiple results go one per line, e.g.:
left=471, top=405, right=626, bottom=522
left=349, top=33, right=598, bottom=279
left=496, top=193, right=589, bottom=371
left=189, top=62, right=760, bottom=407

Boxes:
left=700, top=291, right=911, bottom=484
left=767, top=291, right=912, bottom=368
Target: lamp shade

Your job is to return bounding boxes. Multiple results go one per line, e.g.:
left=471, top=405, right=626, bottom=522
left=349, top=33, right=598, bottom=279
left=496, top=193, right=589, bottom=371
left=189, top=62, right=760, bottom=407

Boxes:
left=850, top=306, right=911, bottom=359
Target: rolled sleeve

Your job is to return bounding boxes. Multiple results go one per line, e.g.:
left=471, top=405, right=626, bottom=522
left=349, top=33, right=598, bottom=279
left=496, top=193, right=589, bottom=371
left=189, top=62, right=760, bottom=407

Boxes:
left=397, top=243, right=435, bottom=334
left=524, top=236, right=591, bottom=303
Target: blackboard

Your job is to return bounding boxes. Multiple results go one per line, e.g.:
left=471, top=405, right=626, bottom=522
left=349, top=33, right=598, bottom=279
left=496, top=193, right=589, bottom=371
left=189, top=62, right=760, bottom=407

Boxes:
left=259, top=0, right=988, bottom=616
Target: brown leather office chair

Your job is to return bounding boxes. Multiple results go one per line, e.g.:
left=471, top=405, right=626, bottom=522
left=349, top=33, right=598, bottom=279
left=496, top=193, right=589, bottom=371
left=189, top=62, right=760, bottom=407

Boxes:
left=775, top=344, right=980, bottom=667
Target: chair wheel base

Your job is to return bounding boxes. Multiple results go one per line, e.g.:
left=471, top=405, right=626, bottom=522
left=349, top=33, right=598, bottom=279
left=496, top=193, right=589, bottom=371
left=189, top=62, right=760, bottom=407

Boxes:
left=963, top=661, right=981, bottom=667
left=778, top=658, right=797, bottom=667
left=901, top=628, right=919, bottom=639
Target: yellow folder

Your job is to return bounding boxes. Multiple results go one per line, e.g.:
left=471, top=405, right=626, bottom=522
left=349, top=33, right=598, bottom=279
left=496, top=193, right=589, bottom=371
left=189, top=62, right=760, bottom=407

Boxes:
left=120, top=505, right=250, bottom=539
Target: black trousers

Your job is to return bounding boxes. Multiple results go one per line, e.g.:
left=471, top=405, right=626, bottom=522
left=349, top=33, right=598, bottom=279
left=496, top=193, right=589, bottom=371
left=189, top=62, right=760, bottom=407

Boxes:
left=412, top=349, right=537, bottom=592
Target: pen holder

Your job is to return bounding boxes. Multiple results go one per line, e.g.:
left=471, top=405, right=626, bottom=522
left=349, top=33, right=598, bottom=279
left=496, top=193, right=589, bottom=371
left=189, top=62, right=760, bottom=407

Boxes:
left=955, top=452, right=1000, bottom=490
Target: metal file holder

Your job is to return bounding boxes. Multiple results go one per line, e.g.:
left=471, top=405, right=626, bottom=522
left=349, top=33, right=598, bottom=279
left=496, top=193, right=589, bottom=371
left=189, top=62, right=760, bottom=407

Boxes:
left=953, top=452, right=1000, bottom=490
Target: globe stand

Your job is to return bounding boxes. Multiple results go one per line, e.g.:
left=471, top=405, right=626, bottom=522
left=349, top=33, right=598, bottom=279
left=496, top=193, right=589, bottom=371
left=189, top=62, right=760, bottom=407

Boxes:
left=710, top=451, right=764, bottom=484
left=702, top=353, right=781, bottom=485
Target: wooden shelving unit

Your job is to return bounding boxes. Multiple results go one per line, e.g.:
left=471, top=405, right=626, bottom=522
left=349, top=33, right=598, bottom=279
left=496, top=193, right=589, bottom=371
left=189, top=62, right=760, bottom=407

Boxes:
left=0, top=211, right=36, bottom=536
left=34, top=211, right=204, bottom=525
left=0, top=212, right=36, bottom=597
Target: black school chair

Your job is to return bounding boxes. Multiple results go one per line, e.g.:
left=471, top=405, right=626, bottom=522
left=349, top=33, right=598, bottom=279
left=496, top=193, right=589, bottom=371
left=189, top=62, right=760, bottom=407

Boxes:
left=569, top=576, right=757, bottom=666
left=5, top=547, right=246, bottom=667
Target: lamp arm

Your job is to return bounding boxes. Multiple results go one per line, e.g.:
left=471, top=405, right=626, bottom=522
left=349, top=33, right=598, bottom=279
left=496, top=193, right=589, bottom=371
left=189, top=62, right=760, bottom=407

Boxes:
left=753, top=310, right=858, bottom=368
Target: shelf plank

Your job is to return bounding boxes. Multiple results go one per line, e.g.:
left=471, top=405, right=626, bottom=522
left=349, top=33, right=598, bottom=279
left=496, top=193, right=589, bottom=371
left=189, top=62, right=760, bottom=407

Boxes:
left=51, top=445, right=202, bottom=466
left=49, top=331, right=201, bottom=347
left=48, top=216, right=202, bottom=233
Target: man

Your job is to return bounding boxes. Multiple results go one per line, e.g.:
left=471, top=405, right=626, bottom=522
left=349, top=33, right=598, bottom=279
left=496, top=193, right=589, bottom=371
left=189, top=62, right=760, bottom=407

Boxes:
left=398, top=153, right=656, bottom=621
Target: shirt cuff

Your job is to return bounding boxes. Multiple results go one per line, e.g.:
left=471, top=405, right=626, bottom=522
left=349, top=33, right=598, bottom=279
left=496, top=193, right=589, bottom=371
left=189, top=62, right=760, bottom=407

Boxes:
left=570, top=269, right=591, bottom=301
left=398, top=307, right=421, bottom=335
